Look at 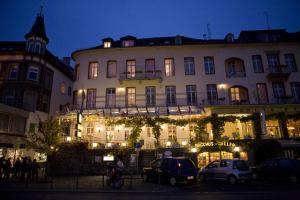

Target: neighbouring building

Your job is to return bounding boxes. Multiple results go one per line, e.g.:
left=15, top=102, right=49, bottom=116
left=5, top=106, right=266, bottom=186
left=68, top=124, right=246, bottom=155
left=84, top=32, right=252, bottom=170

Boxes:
left=0, top=11, right=73, bottom=159
left=59, top=29, right=300, bottom=166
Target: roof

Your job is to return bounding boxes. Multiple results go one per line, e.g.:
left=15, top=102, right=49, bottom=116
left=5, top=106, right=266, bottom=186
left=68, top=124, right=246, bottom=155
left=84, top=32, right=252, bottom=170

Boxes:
left=25, top=14, right=49, bottom=43
left=72, top=29, right=300, bottom=59
left=0, top=41, right=73, bottom=79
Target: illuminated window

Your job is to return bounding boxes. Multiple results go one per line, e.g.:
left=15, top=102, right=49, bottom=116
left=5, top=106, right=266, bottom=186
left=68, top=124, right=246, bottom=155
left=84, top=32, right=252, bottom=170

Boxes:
left=60, top=82, right=66, bottom=94
left=230, top=87, right=240, bottom=101
left=104, top=41, right=111, bottom=48
left=88, top=62, right=98, bottom=79
left=164, top=58, right=175, bottom=77
left=27, top=66, right=39, bottom=81
left=122, top=40, right=135, bottom=47
left=126, top=87, right=136, bottom=107
left=87, top=123, right=94, bottom=136
left=168, top=125, right=177, bottom=143
left=126, top=60, right=136, bottom=78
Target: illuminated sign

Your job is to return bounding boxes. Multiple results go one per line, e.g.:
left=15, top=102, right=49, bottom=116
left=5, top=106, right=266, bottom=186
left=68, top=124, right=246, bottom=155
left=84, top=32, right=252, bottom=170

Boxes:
left=103, top=155, right=114, bottom=161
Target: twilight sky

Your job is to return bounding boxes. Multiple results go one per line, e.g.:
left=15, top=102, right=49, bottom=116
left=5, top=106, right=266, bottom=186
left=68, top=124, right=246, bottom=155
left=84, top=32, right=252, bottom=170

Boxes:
left=1, top=0, right=300, bottom=61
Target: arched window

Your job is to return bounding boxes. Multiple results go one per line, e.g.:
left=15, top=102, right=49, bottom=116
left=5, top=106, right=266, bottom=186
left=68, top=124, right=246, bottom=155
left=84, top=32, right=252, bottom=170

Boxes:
left=229, top=86, right=249, bottom=104
left=225, top=58, right=246, bottom=78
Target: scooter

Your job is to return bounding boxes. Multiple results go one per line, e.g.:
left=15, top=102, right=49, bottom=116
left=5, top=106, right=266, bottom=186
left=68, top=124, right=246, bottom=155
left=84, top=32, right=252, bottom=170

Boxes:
left=106, top=166, right=124, bottom=189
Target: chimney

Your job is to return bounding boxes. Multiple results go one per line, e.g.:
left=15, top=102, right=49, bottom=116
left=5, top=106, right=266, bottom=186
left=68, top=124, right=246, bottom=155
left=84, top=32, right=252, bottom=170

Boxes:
left=61, top=57, right=71, bottom=66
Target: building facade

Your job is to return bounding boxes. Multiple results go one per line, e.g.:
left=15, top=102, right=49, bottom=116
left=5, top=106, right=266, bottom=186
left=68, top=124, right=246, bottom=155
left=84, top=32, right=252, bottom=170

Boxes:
left=0, top=12, right=73, bottom=158
left=60, top=29, right=300, bottom=164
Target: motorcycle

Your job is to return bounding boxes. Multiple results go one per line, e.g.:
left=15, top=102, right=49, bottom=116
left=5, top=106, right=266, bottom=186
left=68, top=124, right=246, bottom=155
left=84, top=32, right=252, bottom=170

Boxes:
left=106, top=165, right=124, bottom=189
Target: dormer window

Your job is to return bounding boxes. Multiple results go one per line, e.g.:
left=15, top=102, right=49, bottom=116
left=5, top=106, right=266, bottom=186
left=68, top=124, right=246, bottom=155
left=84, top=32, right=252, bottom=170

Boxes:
left=225, top=33, right=234, bottom=43
left=122, top=40, right=135, bottom=47
left=104, top=41, right=111, bottom=48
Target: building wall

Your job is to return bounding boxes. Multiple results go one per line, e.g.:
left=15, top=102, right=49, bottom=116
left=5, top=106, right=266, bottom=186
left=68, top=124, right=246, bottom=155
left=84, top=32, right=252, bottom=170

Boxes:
left=72, top=43, right=300, bottom=107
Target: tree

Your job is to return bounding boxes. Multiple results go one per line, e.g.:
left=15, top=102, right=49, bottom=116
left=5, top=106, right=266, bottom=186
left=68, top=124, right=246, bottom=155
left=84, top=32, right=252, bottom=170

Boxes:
left=26, top=117, right=61, bottom=179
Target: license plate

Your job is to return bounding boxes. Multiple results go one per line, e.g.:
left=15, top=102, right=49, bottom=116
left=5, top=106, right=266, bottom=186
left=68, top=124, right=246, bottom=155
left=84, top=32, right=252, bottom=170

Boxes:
left=187, top=176, right=194, bottom=180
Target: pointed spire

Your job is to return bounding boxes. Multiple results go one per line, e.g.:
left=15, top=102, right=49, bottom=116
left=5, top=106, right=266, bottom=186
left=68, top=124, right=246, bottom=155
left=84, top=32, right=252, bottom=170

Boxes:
left=25, top=6, right=49, bottom=43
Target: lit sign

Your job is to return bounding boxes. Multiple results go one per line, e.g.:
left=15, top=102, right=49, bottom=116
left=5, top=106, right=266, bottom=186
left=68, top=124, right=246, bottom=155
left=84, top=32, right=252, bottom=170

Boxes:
left=103, top=155, right=114, bottom=161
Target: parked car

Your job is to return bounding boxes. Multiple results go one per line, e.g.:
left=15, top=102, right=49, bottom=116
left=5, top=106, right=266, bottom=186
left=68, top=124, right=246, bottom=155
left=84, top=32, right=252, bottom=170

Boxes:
left=198, top=159, right=252, bottom=184
left=252, top=158, right=300, bottom=183
left=142, top=157, right=198, bottom=186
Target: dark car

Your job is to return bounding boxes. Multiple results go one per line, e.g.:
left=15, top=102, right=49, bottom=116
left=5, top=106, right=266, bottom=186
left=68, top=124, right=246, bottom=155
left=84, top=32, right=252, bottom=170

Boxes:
left=142, top=157, right=198, bottom=186
left=252, top=158, right=300, bottom=183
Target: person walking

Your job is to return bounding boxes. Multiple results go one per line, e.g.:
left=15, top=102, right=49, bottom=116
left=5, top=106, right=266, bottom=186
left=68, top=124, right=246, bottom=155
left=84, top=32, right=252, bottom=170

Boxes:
left=31, top=159, right=39, bottom=182
left=20, top=157, right=28, bottom=181
left=14, top=158, right=21, bottom=180
left=4, top=158, right=12, bottom=181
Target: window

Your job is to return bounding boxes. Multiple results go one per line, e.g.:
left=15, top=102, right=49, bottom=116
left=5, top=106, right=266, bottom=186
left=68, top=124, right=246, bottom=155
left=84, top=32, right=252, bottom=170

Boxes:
left=42, top=95, right=50, bottom=112
left=35, top=43, right=40, bottom=54
left=267, top=54, right=280, bottom=68
left=184, top=57, right=195, bottom=75
left=165, top=58, right=175, bottom=77
left=122, top=40, right=135, bottom=47
left=8, top=65, right=18, bottom=80
left=272, top=82, right=285, bottom=98
left=68, top=86, right=72, bottom=96
left=256, top=83, right=269, bottom=104
left=204, top=57, right=215, bottom=74
left=146, top=86, right=156, bottom=106
left=87, top=123, right=94, bottom=136
left=104, top=41, right=111, bottom=48
left=290, top=82, right=300, bottom=101
left=126, top=60, right=136, bottom=78
left=207, top=84, right=218, bottom=101
left=60, top=82, right=66, bottom=94
left=186, top=85, right=197, bottom=105
left=285, top=54, right=297, bottom=72
left=106, top=88, right=116, bottom=108
left=230, top=87, right=240, bottom=101
left=86, top=89, right=97, bottom=109
left=252, top=55, right=264, bottom=73
left=23, top=91, right=37, bottom=111
left=28, top=42, right=34, bottom=53
left=168, top=125, right=177, bottom=143
left=146, top=127, right=151, bottom=138
left=225, top=58, right=246, bottom=77
left=44, top=70, right=53, bottom=89
left=4, top=90, right=15, bottom=106
left=27, top=66, right=39, bottom=81
left=126, top=87, right=136, bottom=107
left=107, top=61, right=117, bottom=78
left=75, top=64, right=80, bottom=80
left=88, top=62, right=98, bottom=79
left=166, top=86, right=176, bottom=106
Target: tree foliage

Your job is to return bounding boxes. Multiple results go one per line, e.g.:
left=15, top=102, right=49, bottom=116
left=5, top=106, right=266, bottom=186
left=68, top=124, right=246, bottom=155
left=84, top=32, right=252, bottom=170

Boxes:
left=26, top=117, right=61, bottom=156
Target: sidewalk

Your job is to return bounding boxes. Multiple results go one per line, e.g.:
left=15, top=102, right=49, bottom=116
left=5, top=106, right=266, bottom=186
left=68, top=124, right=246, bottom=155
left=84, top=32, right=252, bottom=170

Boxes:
left=0, top=175, right=176, bottom=193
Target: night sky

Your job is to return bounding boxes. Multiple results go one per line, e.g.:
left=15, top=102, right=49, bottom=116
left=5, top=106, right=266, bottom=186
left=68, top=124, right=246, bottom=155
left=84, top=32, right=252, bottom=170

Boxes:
left=1, top=0, right=300, bottom=62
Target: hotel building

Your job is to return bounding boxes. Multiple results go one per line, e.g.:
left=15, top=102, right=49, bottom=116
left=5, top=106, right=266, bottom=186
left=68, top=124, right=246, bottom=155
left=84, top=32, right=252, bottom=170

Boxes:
left=60, top=29, right=300, bottom=163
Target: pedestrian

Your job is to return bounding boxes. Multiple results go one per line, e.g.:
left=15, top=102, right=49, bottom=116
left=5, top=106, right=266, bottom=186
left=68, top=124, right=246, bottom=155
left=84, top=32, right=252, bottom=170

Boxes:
left=0, top=157, right=4, bottom=182
left=20, top=157, right=28, bottom=181
left=4, top=158, right=12, bottom=181
left=31, top=159, right=39, bottom=182
left=27, top=157, right=32, bottom=181
left=14, top=158, right=22, bottom=180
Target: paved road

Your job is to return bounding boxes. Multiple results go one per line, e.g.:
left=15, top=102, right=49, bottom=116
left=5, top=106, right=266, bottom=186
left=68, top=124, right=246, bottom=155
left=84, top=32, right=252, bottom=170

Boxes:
left=2, top=190, right=300, bottom=200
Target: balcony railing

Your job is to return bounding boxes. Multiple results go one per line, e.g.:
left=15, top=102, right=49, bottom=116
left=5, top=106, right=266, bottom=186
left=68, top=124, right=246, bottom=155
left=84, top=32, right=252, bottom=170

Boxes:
left=266, top=65, right=291, bottom=80
left=119, top=70, right=162, bottom=82
left=226, top=71, right=246, bottom=78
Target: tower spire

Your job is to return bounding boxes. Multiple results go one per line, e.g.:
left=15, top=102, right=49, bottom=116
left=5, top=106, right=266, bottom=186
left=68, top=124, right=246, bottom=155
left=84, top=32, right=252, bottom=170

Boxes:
left=39, top=5, right=44, bottom=17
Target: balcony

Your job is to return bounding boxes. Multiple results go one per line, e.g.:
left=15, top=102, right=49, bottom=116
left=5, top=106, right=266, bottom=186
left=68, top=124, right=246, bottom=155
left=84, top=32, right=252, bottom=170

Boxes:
left=226, top=71, right=246, bottom=78
left=119, top=70, right=162, bottom=83
left=266, top=65, right=291, bottom=81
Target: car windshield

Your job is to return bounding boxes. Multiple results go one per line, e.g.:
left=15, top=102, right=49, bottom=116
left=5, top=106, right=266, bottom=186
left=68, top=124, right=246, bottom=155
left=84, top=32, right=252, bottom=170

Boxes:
left=233, top=160, right=249, bottom=171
